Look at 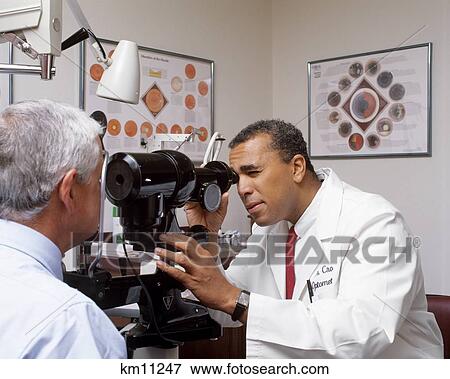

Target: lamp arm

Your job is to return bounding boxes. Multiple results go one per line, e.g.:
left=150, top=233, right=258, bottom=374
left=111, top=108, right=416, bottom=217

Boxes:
left=65, top=0, right=110, bottom=65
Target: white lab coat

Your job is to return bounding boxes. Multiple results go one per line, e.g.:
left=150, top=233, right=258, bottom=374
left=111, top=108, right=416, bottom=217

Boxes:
left=214, top=168, right=443, bottom=358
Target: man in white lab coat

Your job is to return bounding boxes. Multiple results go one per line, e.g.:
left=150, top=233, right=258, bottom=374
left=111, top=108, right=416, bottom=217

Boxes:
left=156, top=119, right=443, bottom=358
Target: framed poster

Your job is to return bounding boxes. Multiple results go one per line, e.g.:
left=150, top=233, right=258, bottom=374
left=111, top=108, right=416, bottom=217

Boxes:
left=307, top=43, right=431, bottom=158
left=82, top=38, right=214, bottom=161
left=0, top=43, right=12, bottom=110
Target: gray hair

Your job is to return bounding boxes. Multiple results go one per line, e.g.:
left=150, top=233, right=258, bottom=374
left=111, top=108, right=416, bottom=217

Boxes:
left=0, top=99, right=101, bottom=221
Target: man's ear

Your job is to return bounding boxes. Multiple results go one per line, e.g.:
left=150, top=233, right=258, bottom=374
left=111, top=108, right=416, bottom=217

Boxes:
left=291, top=154, right=306, bottom=183
left=58, top=169, right=78, bottom=213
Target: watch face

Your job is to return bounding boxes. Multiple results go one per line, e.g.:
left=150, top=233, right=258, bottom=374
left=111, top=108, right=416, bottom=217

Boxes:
left=239, top=292, right=250, bottom=307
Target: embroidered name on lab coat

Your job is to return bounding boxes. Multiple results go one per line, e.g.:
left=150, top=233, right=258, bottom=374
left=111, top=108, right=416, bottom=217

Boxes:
left=312, top=277, right=333, bottom=290
left=310, top=264, right=337, bottom=299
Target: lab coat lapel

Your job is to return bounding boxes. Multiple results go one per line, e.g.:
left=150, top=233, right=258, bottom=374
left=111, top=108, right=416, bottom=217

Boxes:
left=292, top=169, right=344, bottom=301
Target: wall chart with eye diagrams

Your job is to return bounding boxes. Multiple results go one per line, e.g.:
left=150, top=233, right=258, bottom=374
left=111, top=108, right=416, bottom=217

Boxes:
left=308, top=43, right=431, bottom=158
left=85, top=39, right=214, bottom=161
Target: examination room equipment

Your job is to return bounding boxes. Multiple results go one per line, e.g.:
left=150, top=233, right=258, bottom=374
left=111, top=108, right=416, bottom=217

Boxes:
left=63, top=151, right=238, bottom=351
left=0, top=0, right=140, bottom=104
left=0, top=0, right=241, bottom=355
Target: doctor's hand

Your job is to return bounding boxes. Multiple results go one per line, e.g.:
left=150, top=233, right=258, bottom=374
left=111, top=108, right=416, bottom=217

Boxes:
left=155, top=232, right=240, bottom=314
left=184, top=193, right=229, bottom=233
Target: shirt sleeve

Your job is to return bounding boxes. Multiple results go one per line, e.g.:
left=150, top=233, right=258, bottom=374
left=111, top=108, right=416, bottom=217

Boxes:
left=21, top=301, right=127, bottom=358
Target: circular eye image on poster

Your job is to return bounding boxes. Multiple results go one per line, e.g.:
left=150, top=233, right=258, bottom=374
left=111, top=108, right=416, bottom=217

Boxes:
left=338, top=77, right=351, bottom=91
left=107, top=119, right=121, bottom=136
left=338, top=121, right=352, bottom=137
left=185, top=94, right=196, bottom=110
left=365, top=60, right=379, bottom=76
left=171, top=124, right=183, bottom=134
left=198, top=127, right=209, bottom=142
left=185, top=64, right=196, bottom=79
left=329, top=111, right=340, bottom=124
left=171, top=76, right=183, bottom=92
left=198, top=81, right=209, bottom=96
left=327, top=91, right=341, bottom=107
left=376, top=118, right=393, bottom=136
left=156, top=123, right=168, bottom=134
left=389, top=83, right=406, bottom=101
left=124, top=120, right=138, bottom=138
left=140, top=122, right=153, bottom=138
left=377, top=71, right=393, bottom=88
left=89, top=64, right=104, bottom=81
left=348, top=133, right=364, bottom=151
left=367, top=134, right=381, bottom=149
left=349, top=88, right=380, bottom=123
left=144, top=88, right=166, bottom=114
left=389, top=103, right=406, bottom=122
left=349, top=62, right=363, bottom=78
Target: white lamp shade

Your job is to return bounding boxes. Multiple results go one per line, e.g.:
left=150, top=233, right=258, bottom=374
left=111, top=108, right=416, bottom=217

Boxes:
left=96, top=40, right=140, bottom=104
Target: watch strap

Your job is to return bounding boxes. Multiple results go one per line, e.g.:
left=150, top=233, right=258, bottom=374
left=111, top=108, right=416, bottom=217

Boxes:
left=231, top=289, right=250, bottom=321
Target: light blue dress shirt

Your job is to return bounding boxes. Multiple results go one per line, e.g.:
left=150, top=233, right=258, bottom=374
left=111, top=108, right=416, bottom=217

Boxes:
left=0, top=219, right=127, bottom=358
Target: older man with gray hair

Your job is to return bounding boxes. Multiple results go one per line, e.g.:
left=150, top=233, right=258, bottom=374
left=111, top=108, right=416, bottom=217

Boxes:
left=0, top=100, right=126, bottom=358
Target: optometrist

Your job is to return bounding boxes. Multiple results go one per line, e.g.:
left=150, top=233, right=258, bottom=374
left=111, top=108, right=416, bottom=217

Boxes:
left=156, top=119, right=443, bottom=358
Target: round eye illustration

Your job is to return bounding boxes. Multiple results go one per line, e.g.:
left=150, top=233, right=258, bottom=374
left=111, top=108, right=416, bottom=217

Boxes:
left=367, top=134, right=381, bottom=149
left=349, top=62, right=364, bottom=78
left=348, top=133, right=364, bottom=151
left=349, top=88, right=380, bottom=123
left=377, top=71, right=393, bottom=88
left=338, top=77, right=351, bottom=91
left=339, top=122, right=352, bottom=137
left=365, top=60, right=379, bottom=76
left=327, top=91, right=341, bottom=107
left=389, top=103, right=406, bottom=122
left=376, top=118, right=393, bottom=137
left=329, top=111, right=340, bottom=124
left=389, top=83, right=406, bottom=101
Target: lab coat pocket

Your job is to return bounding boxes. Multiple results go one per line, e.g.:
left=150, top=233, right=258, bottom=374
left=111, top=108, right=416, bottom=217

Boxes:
left=313, top=281, right=338, bottom=300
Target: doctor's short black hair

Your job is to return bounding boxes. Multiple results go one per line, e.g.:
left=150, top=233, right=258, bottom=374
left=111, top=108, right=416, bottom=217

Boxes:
left=229, top=119, right=316, bottom=174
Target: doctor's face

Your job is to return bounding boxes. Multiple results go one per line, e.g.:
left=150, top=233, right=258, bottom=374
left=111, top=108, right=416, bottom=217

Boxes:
left=229, top=134, right=299, bottom=226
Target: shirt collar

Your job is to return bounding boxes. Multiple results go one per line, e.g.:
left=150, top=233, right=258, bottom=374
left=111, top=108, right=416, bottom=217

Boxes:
left=0, top=219, right=63, bottom=280
left=292, top=168, right=329, bottom=237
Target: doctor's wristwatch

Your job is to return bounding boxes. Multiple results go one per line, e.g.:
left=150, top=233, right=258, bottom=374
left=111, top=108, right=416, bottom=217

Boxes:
left=231, top=289, right=250, bottom=321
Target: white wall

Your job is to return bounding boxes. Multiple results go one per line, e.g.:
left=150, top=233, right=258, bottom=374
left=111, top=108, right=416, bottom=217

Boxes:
left=12, top=0, right=273, bottom=234
left=75, top=0, right=273, bottom=233
left=271, top=0, right=450, bottom=294
left=10, top=0, right=449, bottom=294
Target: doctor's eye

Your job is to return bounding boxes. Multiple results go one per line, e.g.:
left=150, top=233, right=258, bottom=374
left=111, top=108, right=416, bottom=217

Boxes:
left=248, top=170, right=261, bottom=177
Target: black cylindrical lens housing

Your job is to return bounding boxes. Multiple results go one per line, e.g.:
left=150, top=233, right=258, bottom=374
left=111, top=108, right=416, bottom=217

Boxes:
left=106, top=151, right=196, bottom=207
